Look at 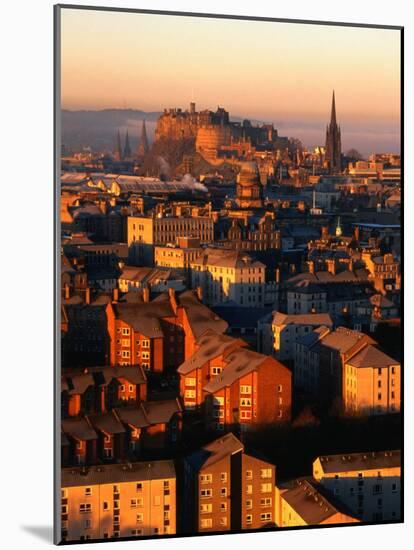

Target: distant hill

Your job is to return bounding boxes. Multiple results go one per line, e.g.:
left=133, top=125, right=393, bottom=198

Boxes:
left=61, top=108, right=268, bottom=153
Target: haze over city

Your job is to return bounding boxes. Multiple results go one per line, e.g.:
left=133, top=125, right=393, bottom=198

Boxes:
left=61, top=9, right=401, bottom=155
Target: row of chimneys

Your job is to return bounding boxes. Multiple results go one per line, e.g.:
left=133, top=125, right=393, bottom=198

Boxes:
left=63, top=283, right=204, bottom=305
left=307, top=258, right=354, bottom=275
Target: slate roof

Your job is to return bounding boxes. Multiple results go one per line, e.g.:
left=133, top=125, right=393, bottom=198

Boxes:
left=315, top=450, right=401, bottom=474
left=62, top=460, right=176, bottom=487
left=186, top=433, right=243, bottom=471
left=346, top=345, right=399, bottom=368
left=62, top=417, right=97, bottom=441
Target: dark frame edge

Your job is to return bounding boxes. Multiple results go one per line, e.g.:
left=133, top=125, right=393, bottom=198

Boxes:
left=55, top=3, right=403, bottom=31
left=54, top=3, right=62, bottom=546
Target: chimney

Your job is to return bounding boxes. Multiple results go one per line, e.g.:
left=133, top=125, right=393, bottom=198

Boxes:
left=275, top=268, right=280, bottom=283
left=142, top=287, right=150, bottom=303
left=354, top=226, right=360, bottom=242
left=348, top=258, right=353, bottom=272
left=307, top=261, right=315, bottom=274
left=112, top=287, right=119, bottom=302
left=196, top=286, right=203, bottom=301
left=326, top=259, right=336, bottom=275
left=85, top=287, right=91, bottom=305
left=168, top=287, right=178, bottom=313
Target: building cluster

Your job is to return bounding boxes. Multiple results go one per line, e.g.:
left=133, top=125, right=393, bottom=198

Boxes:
left=60, top=92, right=402, bottom=542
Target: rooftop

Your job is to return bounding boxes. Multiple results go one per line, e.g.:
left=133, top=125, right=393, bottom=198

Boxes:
left=315, top=450, right=401, bottom=474
left=62, top=460, right=176, bottom=488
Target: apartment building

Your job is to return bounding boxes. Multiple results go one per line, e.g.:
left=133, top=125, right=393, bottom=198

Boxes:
left=293, top=327, right=374, bottom=403
left=178, top=330, right=292, bottom=430
left=183, top=433, right=276, bottom=533
left=61, top=460, right=176, bottom=542
left=62, top=398, right=182, bottom=466
left=128, top=215, right=214, bottom=264
left=313, top=450, right=401, bottom=522
left=275, top=478, right=359, bottom=527
left=190, top=248, right=266, bottom=307
left=343, top=345, right=400, bottom=415
left=61, top=366, right=148, bottom=418
left=258, top=311, right=333, bottom=360
left=154, top=236, right=204, bottom=272
left=106, top=289, right=227, bottom=372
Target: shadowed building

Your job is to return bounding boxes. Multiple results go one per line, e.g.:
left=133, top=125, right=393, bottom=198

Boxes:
left=313, top=450, right=401, bottom=522
left=183, top=433, right=276, bottom=533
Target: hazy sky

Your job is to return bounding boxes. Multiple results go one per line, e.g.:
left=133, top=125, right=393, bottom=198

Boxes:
left=60, top=8, right=401, bottom=154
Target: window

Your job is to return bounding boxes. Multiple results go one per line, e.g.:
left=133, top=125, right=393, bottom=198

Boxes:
left=142, top=352, right=150, bottom=360
left=260, top=498, right=272, bottom=507
left=84, top=519, right=92, bottom=529
left=246, top=470, right=253, bottom=480
left=79, top=503, right=92, bottom=513
left=131, top=499, right=144, bottom=508
left=200, top=518, right=213, bottom=529
left=142, top=340, right=150, bottom=348
left=200, top=474, right=213, bottom=483
left=185, top=390, right=196, bottom=398
left=277, top=385, right=283, bottom=392
left=212, top=367, right=222, bottom=375
left=245, top=499, right=252, bottom=510
left=122, top=350, right=130, bottom=358
left=260, top=512, right=272, bottom=522
left=260, top=483, right=272, bottom=493
left=61, top=489, right=67, bottom=499
left=378, top=392, right=382, bottom=400
left=131, top=529, right=142, bottom=536
left=240, top=410, right=252, bottom=419
left=136, top=514, right=144, bottom=524
left=221, top=472, right=227, bottom=483
left=122, top=327, right=130, bottom=335
left=240, top=385, right=252, bottom=394
left=129, top=385, right=134, bottom=392
left=113, top=485, right=120, bottom=493
left=246, top=484, right=253, bottom=494
left=260, top=468, right=272, bottom=479
left=221, top=487, right=227, bottom=497
left=240, top=398, right=252, bottom=407
left=221, top=502, right=228, bottom=511
left=200, top=503, right=212, bottom=514
left=220, top=517, right=228, bottom=526
left=246, top=515, right=252, bottom=525
left=61, top=505, right=68, bottom=514
left=103, top=501, right=110, bottom=511
left=186, top=378, right=196, bottom=387
left=200, top=488, right=212, bottom=498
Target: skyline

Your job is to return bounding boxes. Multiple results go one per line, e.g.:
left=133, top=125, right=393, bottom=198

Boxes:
left=61, top=8, right=401, bottom=154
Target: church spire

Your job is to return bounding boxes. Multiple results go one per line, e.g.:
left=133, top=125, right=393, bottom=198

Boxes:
left=123, top=129, right=132, bottom=159
left=330, top=90, right=337, bottom=127
left=137, top=119, right=149, bottom=158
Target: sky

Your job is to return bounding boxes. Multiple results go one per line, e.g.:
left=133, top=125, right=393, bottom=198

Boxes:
left=60, top=8, right=401, bottom=155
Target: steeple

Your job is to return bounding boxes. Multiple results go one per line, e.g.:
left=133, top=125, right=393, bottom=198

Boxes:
left=325, top=90, right=342, bottom=174
left=330, top=90, right=337, bottom=127
left=123, top=130, right=132, bottom=159
left=116, top=129, right=122, bottom=161
left=137, top=120, right=149, bottom=158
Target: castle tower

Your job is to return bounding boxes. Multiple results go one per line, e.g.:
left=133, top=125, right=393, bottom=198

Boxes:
left=325, top=91, right=342, bottom=174
left=123, top=130, right=132, bottom=159
left=137, top=120, right=149, bottom=158
left=115, top=129, right=122, bottom=161
left=236, top=161, right=264, bottom=209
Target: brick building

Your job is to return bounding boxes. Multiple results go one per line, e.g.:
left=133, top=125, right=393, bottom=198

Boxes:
left=183, top=433, right=276, bottom=533
left=178, top=330, right=292, bottom=430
